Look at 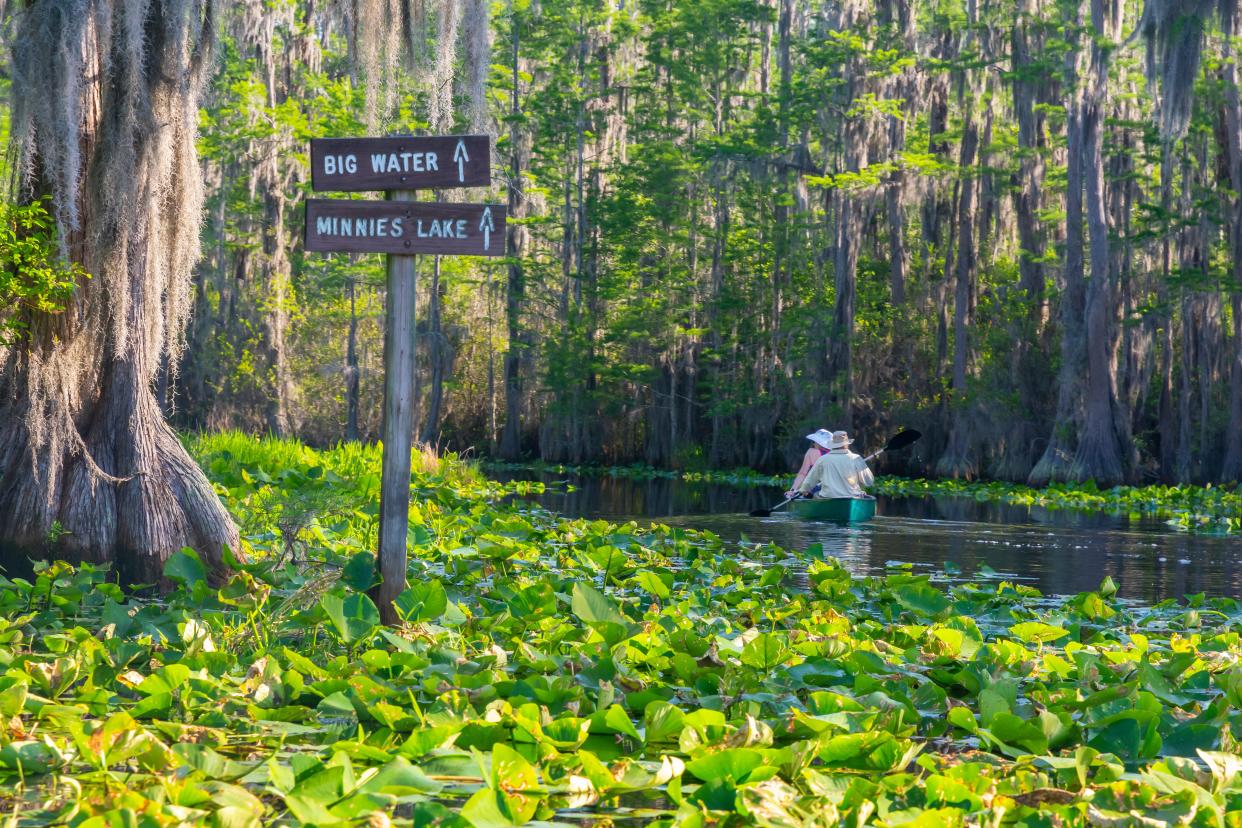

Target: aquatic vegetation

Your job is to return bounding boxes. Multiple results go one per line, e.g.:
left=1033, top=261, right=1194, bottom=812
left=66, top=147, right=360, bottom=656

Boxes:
left=486, top=459, right=788, bottom=489
left=871, top=477, right=1242, bottom=534
left=3, top=434, right=1242, bottom=825
left=489, top=460, right=1242, bottom=533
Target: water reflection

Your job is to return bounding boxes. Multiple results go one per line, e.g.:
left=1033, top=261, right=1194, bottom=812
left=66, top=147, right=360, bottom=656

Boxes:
left=494, top=471, right=1242, bottom=603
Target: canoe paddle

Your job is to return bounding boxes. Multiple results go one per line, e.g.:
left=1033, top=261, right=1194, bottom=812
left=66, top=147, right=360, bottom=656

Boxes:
left=750, top=429, right=924, bottom=517
left=865, top=428, right=923, bottom=462
left=750, top=495, right=797, bottom=518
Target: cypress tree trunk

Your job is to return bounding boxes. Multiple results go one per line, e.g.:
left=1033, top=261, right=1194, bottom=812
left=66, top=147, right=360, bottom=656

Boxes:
left=0, top=1, right=237, bottom=583
left=1073, top=0, right=1126, bottom=485
left=420, top=256, right=446, bottom=446
left=499, top=4, right=527, bottom=460
left=881, top=0, right=912, bottom=306
left=937, top=0, right=981, bottom=479
left=996, top=0, right=1050, bottom=481
left=1010, top=0, right=1048, bottom=333
left=260, top=175, right=294, bottom=437
left=936, top=106, right=980, bottom=478
left=831, top=187, right=860, bottom=430
left=1218, top=3, right=1242, bottom=481
left=345, top=277, right=360, bottom=442
left=1011, top=59, right=1046, bottom=307
left=1030, top=3, right=1088, bottom=486
left=1225, top=294, right=1242, bottom=480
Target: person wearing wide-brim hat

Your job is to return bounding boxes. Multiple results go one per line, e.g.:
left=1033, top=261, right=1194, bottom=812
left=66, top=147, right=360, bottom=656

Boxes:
left=787, top=429, right=836, bottom=497
left=795, top=430, right=875, bottom=500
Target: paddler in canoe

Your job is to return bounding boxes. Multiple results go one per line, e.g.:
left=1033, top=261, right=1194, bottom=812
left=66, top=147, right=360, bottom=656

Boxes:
left=786, top=428, right=836, bottom=498
left=792, top=430, right=874, bottom=501
left=751, top=427, right=918, bottom=518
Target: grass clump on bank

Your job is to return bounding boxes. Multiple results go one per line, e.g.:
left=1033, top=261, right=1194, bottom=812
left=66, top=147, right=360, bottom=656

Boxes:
left=2, top=434, right=1242, bottom=824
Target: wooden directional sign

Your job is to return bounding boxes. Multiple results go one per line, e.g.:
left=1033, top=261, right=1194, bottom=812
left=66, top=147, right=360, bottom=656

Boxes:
left=311, top=135, right=491, bottom=191
left=304, top=199, right=506, bottom=256
left=303, top=132, right=501, bottom=626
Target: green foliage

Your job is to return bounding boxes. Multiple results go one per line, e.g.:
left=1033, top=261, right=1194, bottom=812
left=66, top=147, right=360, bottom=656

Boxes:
left=872, top=477, right=1242, bottom=533
left=0, top=199, right=88, bottom=345
left=488, top=460, right=1242, bottom=533
left=2, top=433, right=1242, bottom=824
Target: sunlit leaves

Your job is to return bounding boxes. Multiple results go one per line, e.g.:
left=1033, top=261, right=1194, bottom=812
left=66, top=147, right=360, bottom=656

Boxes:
left=0, top=435, right=1237, bottom=825
left=394, top=579, right=448, bottom=623
left=1009, top=621, right=1071, bottom=645
left=0, top=199, right=88, bottom=346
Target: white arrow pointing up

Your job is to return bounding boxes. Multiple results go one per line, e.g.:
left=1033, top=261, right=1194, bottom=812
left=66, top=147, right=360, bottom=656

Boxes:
left=453, top=139, right=470, bottom=183
left=479, top=206, right=494, bottom=251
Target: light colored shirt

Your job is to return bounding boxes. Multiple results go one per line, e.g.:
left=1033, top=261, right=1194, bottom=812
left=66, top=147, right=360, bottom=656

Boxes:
left=789, top=447, right=824, bottom=493
left=797, top=450, right=874, bottom=499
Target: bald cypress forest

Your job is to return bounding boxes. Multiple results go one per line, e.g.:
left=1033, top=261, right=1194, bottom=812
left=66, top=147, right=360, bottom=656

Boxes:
left=8, top=2, right=1242, bottom=826
left=147, top=0, right=1242, bottom=487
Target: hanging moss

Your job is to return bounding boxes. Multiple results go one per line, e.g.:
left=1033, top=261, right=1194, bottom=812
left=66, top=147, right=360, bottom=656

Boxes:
left=1138, top=0, right=1215, bottom=141
left=0, top=0, right=237, bottom=582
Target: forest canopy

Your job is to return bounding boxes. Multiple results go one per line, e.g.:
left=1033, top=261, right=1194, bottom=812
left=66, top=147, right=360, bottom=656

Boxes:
left=6, top=0, right=1242, bottom=489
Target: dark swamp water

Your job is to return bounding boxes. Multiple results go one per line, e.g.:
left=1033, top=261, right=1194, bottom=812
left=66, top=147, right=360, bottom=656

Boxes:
left=491, top=471, right=1242, bottom=604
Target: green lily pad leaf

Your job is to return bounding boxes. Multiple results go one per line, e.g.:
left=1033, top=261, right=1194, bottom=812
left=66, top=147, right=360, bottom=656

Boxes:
left=0, top=682, right=28, bottom=719
left=948, top=706, right=978, bottom=733
left=408, top=803, right=470, bottom=828
left=317, top=692, right=357, bottom=721
left=634, top=570, right=671, bottom=599
left=892, top=582, right=951, bottom=618
left=541, top=717, right=589, bottom=749
left=978, top=688, right=1010, bottom=726
left=1010, top=622, right=1070, bottom=644
left=686, top=747, right=766, bottom=783
left=358, top=757, right=443, bottom=795
left=282, top=793, right=338, bottom=825
left=571, top=582, right=636, bottom=645
left=989, top=712, right=1049, bottom=755
left=341, top=551, right=376, bottom=592
left=571, top=582, right=629, bottom=627
left=174, top=743, right=255, bottom=781
left=1138, top=661, right=1194, bottom=707
left=320, top=592, right=380, bottom=646
left=291, top=763, right=348, bottom=802
left=644, top=701, right=686, bottom=743
left=212, top=806, right=263, bottom=828
left=165, top=547, right=207, bottom=588
left=602, top=704, right=642, bottom=741
left=399, top=725, right=461, bottom=758
left=131, top=692, right=172, bottom=719
left=0, top=741, right=60, bottom=775
left=395, top=579, right=448, bottom=623
left=740, top=632, right=789, bottom=671
left=460, top=788, right=521, bottom=828
left=492, top=743, right=539, bottom=792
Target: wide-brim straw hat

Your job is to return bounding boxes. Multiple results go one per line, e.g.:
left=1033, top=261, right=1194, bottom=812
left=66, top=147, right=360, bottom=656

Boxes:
left=827, top=430, right=853, bottom=450
left=806, top=429, right=834, bottom=450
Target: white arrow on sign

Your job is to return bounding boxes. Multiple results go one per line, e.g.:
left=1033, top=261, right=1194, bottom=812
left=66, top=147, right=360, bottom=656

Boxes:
left=453, top=139, right=470, bottom=183
left=479, top=206, right=495, bottom=251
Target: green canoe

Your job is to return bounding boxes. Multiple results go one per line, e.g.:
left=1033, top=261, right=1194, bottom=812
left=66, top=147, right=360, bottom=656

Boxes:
left=790, top=497, right=877, bottom=522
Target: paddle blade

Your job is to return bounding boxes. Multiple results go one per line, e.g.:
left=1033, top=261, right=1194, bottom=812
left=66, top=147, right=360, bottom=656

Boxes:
left=749, top=509, right=773, bottom=517
left=884, top=429, right=923, bottom=452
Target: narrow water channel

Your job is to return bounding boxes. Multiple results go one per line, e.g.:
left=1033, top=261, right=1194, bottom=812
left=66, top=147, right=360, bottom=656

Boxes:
left=492, top=471, right=1242, bottom=603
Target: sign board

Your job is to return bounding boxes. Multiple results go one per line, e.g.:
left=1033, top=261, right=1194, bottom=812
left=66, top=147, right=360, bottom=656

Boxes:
left=304, top=199, right=506, bottom=256
left=303, top=132, right=499, bottom=625
left=311, top=135, right=491, bottom=191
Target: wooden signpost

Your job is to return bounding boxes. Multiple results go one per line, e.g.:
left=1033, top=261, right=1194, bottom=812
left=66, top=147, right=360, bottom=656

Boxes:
left=310, top=135, right=491, bottom=191
left=305, top=199, right=506, bottom=256
left=305, top=135, right=505, bottom=624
